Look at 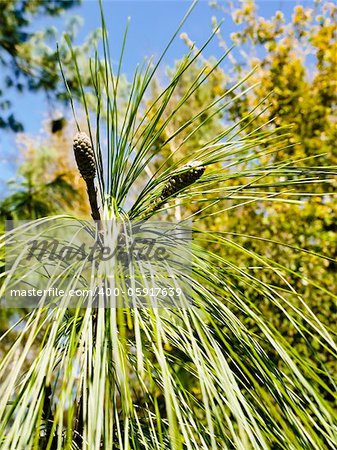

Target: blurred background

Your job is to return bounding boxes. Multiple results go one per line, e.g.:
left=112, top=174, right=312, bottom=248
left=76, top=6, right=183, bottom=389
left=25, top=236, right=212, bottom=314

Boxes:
left=0, top=0, right=336, bottom=397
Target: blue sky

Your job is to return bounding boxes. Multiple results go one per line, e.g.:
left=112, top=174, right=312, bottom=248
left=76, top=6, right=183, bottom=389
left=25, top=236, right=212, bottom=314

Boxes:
left=0, top=1, right=308, bottom=197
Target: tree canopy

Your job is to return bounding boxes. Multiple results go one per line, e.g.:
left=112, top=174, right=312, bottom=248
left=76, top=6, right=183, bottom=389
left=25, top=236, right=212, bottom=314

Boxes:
left=0, top=0, right=99, bottom=132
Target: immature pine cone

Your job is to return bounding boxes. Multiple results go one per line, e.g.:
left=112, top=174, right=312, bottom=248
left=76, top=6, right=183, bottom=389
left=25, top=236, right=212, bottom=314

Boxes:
left=73, top=132, right=96, bottom=180
left=160, top=161, right=205, bottom=201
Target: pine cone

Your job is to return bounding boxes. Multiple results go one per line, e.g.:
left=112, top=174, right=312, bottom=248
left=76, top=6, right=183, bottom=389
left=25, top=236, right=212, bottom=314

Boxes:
left=160, top=161, right=205, bottom=201
left=73, top=132, right=96, bottom=180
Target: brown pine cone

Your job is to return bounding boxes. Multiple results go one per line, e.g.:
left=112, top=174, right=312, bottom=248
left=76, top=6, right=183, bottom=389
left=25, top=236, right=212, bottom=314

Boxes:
left=73, top=132, right=96, bottom=180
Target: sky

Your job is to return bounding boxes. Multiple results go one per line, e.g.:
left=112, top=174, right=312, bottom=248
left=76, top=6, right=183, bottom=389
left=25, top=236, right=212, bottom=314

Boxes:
left=0, top=0, right=308, bottom=197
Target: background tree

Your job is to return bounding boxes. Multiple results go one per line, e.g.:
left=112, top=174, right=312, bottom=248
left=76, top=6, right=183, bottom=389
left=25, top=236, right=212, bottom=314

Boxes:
left=206, top=0, right=337, bottom=376
left=0, top=0, right=100, bottom=132
left=0, top=123, right=91, bottom=219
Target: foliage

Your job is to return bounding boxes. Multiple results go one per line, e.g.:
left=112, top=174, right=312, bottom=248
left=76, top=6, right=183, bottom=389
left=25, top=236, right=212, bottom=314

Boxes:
left=204, top=0, right=337, bottom=374
left=212, top=0, right=337, bottom=165
left=0, top=2, right=336, bottom=449
left=0, top=124, right=90, bottom=220
left=0, top=0, right=100, bottom=132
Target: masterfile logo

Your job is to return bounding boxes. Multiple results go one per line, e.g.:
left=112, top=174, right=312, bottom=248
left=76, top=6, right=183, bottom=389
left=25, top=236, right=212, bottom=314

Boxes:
left=3, top=218, right=192, bottom=308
